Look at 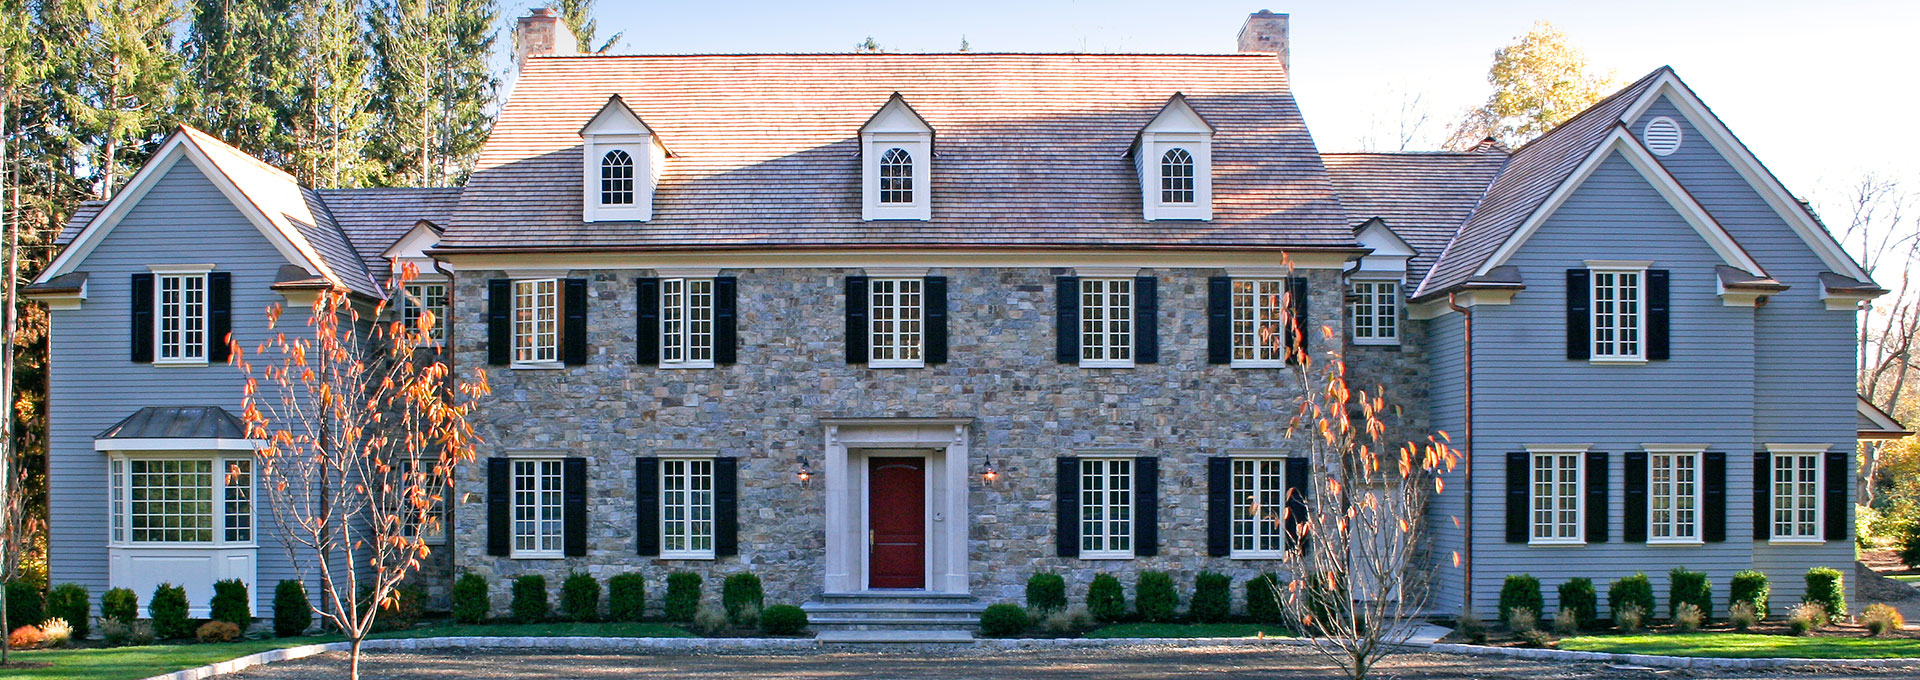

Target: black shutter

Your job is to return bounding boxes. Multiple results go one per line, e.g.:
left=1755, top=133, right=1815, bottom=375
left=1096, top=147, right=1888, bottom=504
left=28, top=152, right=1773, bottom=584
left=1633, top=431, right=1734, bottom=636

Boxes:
left=562, top=278, right=589, bottom=365
left=1206, top=457, right=1231, bottom=556
left=486, top=458, right=510, bottom=556
left=1134, top=456, right=1159, bottom=556
left=635, top=457, right=660, bottom=556
left=1703, top=451, right=1727, bottom=543
left=1284, top=457, right=1309, bottom=549
left=1055, top=276, right=1079, bottom=364
left=1207, top=277, right=1231, bottom=365
left=487, top=279, right=511, bottom=366
left=208, top=272, right=232, bottom=362
left=1623, top=451, right=1648, bottom=543
left=1055, top=456, right=1079, bottom=557
left=635, top=278, right=660, bottom=365
left=1585, top=451, right=1609, bottom=543
left=1824, top=449, right=1848, bottom=540
left=1753, top=451, right=1770, bottom=540
left=1506, top=452, right=1529, bottom=543
left=924, top=276, right=948, bottom=365
left=1647, top=269, right=1670, bottom=361
left=845, top=276, right=868, bottom=364
left=130, top=273, right=154, bottom=363
left=563, top=457, right=588, bottom=556
left=715, top=457, right=739, bottom=557
left=1286, top=277, right=1309, bottom=364
left=1566, top=269, right=1590, bottom=360
left=1134, top=276, right=1158, bottom=364
left=714, top=277, right=738, bottom=365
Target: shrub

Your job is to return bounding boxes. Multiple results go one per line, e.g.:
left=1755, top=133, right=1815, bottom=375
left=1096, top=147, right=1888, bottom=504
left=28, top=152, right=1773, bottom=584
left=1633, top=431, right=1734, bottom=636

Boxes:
left=273, top=580, right=312, bottom=636
left=1518, top=629, right=1553, bottom=648
left=1728, top=602, right=1759, bottom=632
left=1803, top=567, right=1845, bottom=623
left=758, top=604, right=808, bottom=636
left=1788, top=602, right=1826, bottom=635
left=1454, top=611, right=1487, bottom=644
left=1498, top=574, right=1543, bottom=629
left=374, top=584, right=427, bottom=632
left=451, top=573, right=489, bottom=624
left=1246, top=573, right=1283, bottom=624
left=608, top=573, right=646, bottom=622
left=1556, top=578, right=1597, bottom=631
left=1729, top=570, right=1769, bottom=620
left=1135, top=571, right=1178, bottom=623
left=103, top=587, right=139, bottom=624
left=1614, top=604, right=1646, bottom=633
left=1191, top=572, right=1231, bottom=623
left=692, top=604, right=728, bottom=635
left=1088, top=573, right=1126, bottom=622
left=979, top=603, right=1028, bottom=637
left=4, top=580, right=43, bottom=632
left=664, top=572, right=702, bottom=623
left=210, top=579, right=252, bottom=628
left=1863, top=603, right=1904, bottom=636
left=734, top=603, right=761, bottom=627
left=1040, top=606, right=1094, bottom=634
left=1552, top=607, right=1579, bottom=634
left=1901, top=525, right=1920, bottom=569
left=1668, top=568, right=1711, bottom=624
left=39, top=618, right=73, bottom=648
left=149, top=582, right=192, bottom=639
left=722, top=573, right=764, bottom=625
left=46, top=584, right=90, bottom=640
left=1673, top=602, right=1703, bottom=632
left=511, top=574, right=549, bottom=623
left=1607, top=573, right=1655, bottom=626
left=10, top=624, right=45, bottom=649
left=196, top=620, right=241, bottom=643
left=1507, top=606, right=1538, bottom=634
left=1026, top=573, right=1067, bottom=615
left=101, top=619, right=155, bottom=647
left=561, top=572, right=601, bottom=622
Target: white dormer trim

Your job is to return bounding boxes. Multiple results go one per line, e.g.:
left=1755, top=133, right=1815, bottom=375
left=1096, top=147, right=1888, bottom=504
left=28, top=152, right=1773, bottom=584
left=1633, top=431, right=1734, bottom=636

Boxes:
left=381, top=220, right=445, bottom=282
left=1134, top=94, right=1214, bottom=222
left=1349, top=218, right=1415, bottom=278
left=581, top=95, right=667, bottom=223
left=860, top=93, right=933, bottom=221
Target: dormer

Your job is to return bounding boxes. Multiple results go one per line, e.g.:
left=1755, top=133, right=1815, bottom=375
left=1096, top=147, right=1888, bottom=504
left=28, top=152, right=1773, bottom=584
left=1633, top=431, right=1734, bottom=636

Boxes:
left=581, top=95, right=669, bottom=223
left=860, top=93, right=933, bottom=221
left=1349, top=218, right=1416, bottom=279
left=1133, top=93, right=1214, bottom=221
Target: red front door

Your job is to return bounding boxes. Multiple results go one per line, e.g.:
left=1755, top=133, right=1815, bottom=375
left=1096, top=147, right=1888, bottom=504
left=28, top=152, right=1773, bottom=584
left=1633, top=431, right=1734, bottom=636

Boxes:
left=868, top=456, right=927, bottom=589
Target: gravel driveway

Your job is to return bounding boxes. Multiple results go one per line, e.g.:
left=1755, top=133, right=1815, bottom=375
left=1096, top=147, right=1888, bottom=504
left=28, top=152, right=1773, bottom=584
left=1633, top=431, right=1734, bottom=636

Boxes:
left=228, top=645, right=1920, bottom=679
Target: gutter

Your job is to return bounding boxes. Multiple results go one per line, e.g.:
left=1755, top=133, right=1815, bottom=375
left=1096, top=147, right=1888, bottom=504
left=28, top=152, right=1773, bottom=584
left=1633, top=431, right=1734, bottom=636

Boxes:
left=1446, top=292, right=1474, bottom=615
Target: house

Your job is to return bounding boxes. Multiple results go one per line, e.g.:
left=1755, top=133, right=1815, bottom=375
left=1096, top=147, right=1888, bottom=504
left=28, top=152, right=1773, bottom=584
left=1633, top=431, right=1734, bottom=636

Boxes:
left=27, top=9, right=1884, bottom=630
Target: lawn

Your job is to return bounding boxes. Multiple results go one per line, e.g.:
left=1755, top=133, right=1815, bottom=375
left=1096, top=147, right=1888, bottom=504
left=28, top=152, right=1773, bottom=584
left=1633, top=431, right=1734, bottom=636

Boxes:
left=1558, top=633, right=1920, bottom=659
left=1889, top=575, right=1920, bottom=583
left=1085, top=622, right=1291, bottom=639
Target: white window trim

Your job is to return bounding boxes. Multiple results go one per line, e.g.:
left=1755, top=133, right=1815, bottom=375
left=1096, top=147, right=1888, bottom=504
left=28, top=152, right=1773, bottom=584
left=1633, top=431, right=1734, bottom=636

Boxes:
left=153, top=267, right=213, bottom=367
left=862, top=137, right=931, bottom=221
left=1588, top=263, right=1649, bottom=364
left=509, top=457, right=566, bottom=559
left=106, top=453, right=256, bottom=549
left=1230, top=278, right=1288, bottom=368
left=1228, top=456, right=1287, bottom=559
left=581, top=135, right=657, bottom=223
left=867, top=277, right=926, bottom=369
left=1766, top=443, right=1828, bottom=544
left=511, top=278, right=562, bottom=370
left=1078, top=278, right=1135, bottom=369
left=659, top=277, right=716, bottom=370
left=396, top=458, right=448, bottom=546
left=1141, top=137, right=1213, bottom=221
left=400, top=280, right=450, bottom=344
left=658, top=454, right=718, bottom=560
left=1078, top=457, right=1136, bottom=560
left=1350, top=278, right=1401, bottom=347
left=1525, top=445, right=1588, bottom=546
left=1643, top=444, right=1705, bottom=546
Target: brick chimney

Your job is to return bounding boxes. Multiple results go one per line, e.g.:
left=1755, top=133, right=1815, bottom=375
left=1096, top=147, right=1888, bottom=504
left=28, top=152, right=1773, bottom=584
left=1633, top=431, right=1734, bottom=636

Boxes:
left=1236, top=10, right=1290, bottom=71
left=515, top=7, right=579, bottom=71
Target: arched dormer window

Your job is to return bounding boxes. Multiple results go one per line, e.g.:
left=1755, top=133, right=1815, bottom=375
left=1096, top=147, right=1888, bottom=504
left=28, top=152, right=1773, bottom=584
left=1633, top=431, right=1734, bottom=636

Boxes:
left=1160, top=148, right=1195, bottom=204
left=600, top=150, right=635, bottom=205
left=879, top=148, right=914, bottom=204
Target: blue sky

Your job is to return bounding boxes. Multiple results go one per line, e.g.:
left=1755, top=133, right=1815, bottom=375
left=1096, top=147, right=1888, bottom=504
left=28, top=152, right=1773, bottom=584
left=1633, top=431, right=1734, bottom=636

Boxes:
left=497, top=0, right=1915, bottom=218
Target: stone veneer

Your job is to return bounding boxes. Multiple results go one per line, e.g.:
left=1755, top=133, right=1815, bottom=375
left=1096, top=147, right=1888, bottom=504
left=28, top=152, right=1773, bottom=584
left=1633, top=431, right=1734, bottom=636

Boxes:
left=447, top=266, right=1347, bottom=613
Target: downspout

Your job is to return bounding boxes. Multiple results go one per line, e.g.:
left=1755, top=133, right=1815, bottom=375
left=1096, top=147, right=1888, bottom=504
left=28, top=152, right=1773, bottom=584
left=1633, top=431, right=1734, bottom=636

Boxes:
left=1447, top=292, right=1473, bottom=614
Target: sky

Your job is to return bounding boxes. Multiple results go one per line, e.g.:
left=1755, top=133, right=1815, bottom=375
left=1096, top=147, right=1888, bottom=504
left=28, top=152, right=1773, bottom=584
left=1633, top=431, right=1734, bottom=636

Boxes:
left=496, top=0, right=1916, bottom=222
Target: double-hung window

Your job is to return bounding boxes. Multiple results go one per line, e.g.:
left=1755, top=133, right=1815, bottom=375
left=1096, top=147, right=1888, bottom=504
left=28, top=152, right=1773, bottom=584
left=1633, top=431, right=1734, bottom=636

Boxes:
left=869, top=278, right=924, bottom=368
left=107, top=456, right=252, bottom=546
left=511, top=458, right=565, bottom=558
left=1648, top=450, right=1701, bottom=543
left=156, top=272, right=209, bottom=363
left=1079, top=458, right=1134, bottom=558
left=660, top=278, right=716, bottom=368
left=1591, top=268, right=1644, bottom=360
left=1079, top=278, right=1133, bottom=367
left=512, top=279, right=559, bottom=366
left=1529, top=451, right=1583, bottom=544
left=1771, top=448, right=1824, bottom=541
left=1231, top=279, right=1287, bottom=366
left=402, top=282, right=449, bottom=343
left=660, top=457, right=716, bottom=558
left=1230, top=458, right=1285, bottom=558
left=396, top=459, right=447, bottom=544
left=1350, top=280, right=1399, bottom=346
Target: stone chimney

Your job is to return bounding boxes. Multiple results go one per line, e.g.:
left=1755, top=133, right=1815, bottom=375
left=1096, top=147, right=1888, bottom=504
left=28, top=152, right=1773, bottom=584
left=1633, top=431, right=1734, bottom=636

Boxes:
left=515, top=7, right=579, bottom=71
left=1236, top=10, right=1290, bottom=71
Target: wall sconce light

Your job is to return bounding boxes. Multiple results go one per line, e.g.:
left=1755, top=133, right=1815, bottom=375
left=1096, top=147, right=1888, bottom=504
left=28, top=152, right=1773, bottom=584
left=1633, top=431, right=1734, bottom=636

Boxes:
left=980, top=457, right=999, bottom=484
left=797, top=456, right=815, bottom=487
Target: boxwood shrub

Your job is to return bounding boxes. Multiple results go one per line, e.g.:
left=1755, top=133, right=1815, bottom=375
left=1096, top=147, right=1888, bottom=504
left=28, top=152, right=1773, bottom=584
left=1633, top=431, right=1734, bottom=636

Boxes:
left=1804, top=567, right=1845, bottom=623
left=1191, top=572, right=1231, bottom=623
left=1246, top=572, right=1284, bottom=624
left=1607, top=573, right=1655, bottom=623
left=608, top=573, right=646, bottom=622
left=511, top=574, right=549, bottom=623
left=1669, top=568, right=1712, bottom=623
left=979, top=603, right=1028, bottom=637
left=149, top=583, right=192, bottom=639
left=210, top=579, right=252, bottom=628
left=274, top=580, right=313, bottom=636
left=1026, top=573, right=1067, bottom=615
left=561, top=572, right=601, bottom=622
left=451, top=573, right=490, bottom=624
left=46, top=584, right=90, bottom=640
left=1730, top=569, right=1769, bottom=619
left=664, top=572, right=702, bottom=623
left=1498, top=574, right=1543, bottom=628
left=102, top=587, right=138, bottom=625
left=4, top=580, right=43, bottom=632
left=722, top=572, right=764, bottom=624
left=1135, top=571, right=1178, bottom=622
left=1088, top=573, right=1126, bottom=622
left=1556, top=577, right=1597, bottom=630
left=759, top=604, right=808, bottom=636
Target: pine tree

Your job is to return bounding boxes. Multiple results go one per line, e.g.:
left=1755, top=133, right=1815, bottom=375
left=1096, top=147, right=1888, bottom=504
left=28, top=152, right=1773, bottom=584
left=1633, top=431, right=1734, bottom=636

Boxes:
left=180, top=0, right=295, bottom=166
left=367, top=0, right=496, bottom=187
left=552, top=0, right=619, bottom=53
left=287, top=0, right=373, bottom=188
left=50, top=0, right=182, bottom=197
left=431, top=0, right=498, bottom=184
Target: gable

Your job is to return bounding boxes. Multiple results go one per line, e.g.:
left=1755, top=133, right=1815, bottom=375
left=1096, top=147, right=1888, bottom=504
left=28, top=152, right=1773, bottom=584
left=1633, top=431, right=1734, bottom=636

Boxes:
left=860, top=94, right=933, bottom=136
left=1508, top=152, right=1731, bottom=269
left=1140, top=94, right=1213, bottom=136
left=77, top=161, right=295, bottom=277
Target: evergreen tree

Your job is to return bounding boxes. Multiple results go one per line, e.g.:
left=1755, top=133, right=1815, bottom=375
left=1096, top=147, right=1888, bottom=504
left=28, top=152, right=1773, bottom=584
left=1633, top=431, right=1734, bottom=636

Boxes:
left=180, top=0, right=295, bottom=166
left=367, top=0, right=496, bottom=187
left=287, top=0, right=374, bottom=187
left=552, top=0, right=619, bottom=53
left=50, top=0, right=182, bottom=197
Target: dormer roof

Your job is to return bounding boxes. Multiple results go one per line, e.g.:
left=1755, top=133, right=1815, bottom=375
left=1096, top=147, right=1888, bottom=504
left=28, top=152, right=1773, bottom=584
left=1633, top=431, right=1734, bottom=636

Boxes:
left=1131, top=93, right=1214, bottom=153
left=860, top=92, right=934, bottom=138
left=580, top=94, right=672, bottom=155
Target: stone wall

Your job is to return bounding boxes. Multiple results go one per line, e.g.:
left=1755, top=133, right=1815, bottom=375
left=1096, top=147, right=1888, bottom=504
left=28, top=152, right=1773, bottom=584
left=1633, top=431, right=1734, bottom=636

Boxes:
left=1342, top=296, right=1434, bottom=451
left=445, top=266, right=1346, bottom=613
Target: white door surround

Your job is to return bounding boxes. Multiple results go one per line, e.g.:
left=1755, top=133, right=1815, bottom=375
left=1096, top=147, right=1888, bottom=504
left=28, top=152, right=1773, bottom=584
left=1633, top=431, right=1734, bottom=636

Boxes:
left=822, top=418, right=971, bottom=595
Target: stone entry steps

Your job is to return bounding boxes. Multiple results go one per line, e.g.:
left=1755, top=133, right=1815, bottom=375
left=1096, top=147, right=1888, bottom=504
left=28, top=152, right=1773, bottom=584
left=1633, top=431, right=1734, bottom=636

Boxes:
left=803, top=593, right=984, bottom=638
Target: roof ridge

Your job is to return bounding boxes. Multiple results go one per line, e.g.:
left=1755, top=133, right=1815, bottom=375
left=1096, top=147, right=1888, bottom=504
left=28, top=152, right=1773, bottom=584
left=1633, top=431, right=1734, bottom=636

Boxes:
left=1508, top=66, right=1671, bottom=156
left=1411, top=148, right=1514, bottom=298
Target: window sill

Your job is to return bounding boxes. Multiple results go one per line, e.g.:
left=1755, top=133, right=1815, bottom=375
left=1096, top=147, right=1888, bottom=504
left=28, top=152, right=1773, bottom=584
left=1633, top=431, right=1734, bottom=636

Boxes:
left=510, top=362, right=565, bottom=370
left=1078, top=361, right=1136, bottom=370
left=1527, top=539, right=1587, bottom=547
left=868, top=361, right=926, bottom=369
left=109, top=542, right=258, bottom=550
left=1229, top=551, right=1285, bottom=560
left=152, top=360, right=211, bottom=368
left=510, top=552, right=567, bottom=560
left=659, top=361, right=716, bottom=370
left=1646, top=539, right=1704, bottom=547
left=1589, top=358, right=1647, bottom=366
left=1078, top=552, right=1135, bottom=560
left=1229, top=360, right=1286, bottom=369
left=1353, top=338, right=1401, bottom=347
left=1767, top=537, right=1825, bottom=546
left=659, top=551, right=717, bottom=561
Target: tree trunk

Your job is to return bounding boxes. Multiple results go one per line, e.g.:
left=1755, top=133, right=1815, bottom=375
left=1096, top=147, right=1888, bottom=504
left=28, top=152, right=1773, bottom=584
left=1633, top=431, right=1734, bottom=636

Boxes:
left=349, top=636, right=363, bottom=680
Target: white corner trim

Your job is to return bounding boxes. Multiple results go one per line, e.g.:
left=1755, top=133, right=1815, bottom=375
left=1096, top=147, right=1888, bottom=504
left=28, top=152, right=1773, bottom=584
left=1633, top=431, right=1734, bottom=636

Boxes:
left=1640, top=443, right=1709, bottom=453
left=96, top=438, right=264, bottom=452
left=1524, top=444, right=1594, bottom=454
left=1763, top=443, right=1831, bottom=454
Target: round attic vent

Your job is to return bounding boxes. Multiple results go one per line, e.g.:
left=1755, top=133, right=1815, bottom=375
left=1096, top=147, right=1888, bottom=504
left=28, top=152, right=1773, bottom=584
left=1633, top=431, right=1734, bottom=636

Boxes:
left=1643, top=117, right=1683, bottom=156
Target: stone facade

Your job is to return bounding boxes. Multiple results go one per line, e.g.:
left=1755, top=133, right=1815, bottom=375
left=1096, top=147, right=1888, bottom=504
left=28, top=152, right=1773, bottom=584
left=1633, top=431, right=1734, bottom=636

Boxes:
left=447, top=266, right=1346, bottom=611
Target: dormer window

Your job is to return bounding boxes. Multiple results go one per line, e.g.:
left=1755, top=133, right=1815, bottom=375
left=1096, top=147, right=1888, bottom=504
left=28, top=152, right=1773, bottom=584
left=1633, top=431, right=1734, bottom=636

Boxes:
left=600, top=150, right=635, bottom=205
left=860, top=93, right=933, bottom=221
left=1134, top=93, right=1214, bottom=221
left=580, top=94, right=669, bottom=222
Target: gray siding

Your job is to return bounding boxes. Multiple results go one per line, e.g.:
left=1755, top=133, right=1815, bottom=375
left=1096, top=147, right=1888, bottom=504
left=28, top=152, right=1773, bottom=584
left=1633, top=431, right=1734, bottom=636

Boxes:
left=1424, top=313, right=1468, bottom=613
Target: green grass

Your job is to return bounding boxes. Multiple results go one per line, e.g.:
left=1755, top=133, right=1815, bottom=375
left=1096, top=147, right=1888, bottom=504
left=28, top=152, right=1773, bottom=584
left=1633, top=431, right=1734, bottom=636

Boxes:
left=1085, top=622, right=1290, bottom=639
left=1558, top=633, right=1920, bottom=659
left=373, top=620, right=694, bottom=639
left=1888, top=574, right=1920, bottom=583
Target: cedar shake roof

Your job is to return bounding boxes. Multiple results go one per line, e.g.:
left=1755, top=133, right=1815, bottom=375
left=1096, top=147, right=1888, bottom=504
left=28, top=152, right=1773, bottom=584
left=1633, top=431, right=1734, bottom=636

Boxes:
left=440, top=53, right=1354, bottom=252
left=316, top=187, right=462, bottom=278
left=1321, top=149, right=1509, bottom=285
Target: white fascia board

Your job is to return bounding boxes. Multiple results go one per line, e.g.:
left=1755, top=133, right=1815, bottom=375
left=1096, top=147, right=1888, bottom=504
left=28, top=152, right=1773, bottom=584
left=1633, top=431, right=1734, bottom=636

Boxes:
left=96, top=437, right=265, bottom=452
